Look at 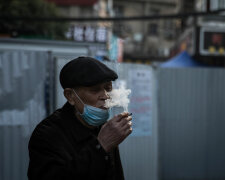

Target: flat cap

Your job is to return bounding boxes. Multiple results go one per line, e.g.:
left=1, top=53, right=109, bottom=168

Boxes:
left=60, top=57, right=118, bottom=89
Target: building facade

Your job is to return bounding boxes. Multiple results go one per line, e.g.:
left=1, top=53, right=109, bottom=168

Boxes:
left=46, top=0, right=181, bottom=63
left=113, top=0, right=179, bottom=63
left=171, top=0, right=225, bottom=66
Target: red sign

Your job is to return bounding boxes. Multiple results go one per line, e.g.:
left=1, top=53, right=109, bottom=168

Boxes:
left=200, top=28, right=225, bottom=55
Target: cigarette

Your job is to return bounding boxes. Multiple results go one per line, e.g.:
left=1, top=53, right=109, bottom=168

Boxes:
left=128, top=113, right=132, bottom=116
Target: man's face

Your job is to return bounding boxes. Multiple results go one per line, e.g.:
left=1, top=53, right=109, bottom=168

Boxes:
left=75, top=81, right=112, bottom=109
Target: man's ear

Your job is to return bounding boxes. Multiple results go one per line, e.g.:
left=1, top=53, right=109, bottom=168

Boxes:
left=64, top=88, right=75, bottom=105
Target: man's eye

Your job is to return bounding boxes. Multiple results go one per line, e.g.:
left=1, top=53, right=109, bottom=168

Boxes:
left=91, top=88, right=99, bottom=92
left=105, top=87, right=112, bottom=92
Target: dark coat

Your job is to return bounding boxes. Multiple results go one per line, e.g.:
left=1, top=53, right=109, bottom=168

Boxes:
left=28, top=102, right=124, bottom=180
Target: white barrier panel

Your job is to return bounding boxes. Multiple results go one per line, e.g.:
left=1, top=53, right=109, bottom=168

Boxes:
left=0, top=51, right=48, bottom=180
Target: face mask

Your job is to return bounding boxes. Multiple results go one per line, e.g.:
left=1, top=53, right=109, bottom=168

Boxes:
left=72, top=89, right=110, bottom=126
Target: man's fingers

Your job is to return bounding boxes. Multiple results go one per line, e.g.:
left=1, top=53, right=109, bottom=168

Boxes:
left=118, top=116, right=132, bottom=127
left=120, top=127, right=132, bottom=139
left=125, top=127, right=133, bottom=135
left=114, top=112, right=130, bottom=122
left=121, top=121, right=132, bottom=131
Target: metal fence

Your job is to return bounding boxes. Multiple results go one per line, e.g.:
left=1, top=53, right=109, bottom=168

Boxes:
left=2, top=52, right=225, bottom=180
left=0, top=51, right=48, bottom=180
left=158, top=67, right=225, bottom=180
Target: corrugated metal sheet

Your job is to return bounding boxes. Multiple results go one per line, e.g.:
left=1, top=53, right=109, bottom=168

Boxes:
left=3, top=54, right=225, bottom=180
left=158, top=67, right=225, bottom=180
left=0, top=51, right=48, bottom=180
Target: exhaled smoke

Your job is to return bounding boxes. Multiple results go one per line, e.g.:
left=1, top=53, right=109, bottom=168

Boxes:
left=105, top=83, right=131, bottom=112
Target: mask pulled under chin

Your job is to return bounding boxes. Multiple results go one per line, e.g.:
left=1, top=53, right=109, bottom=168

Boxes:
left=73, top=89, right=110, bottom=126
left=80, top=105, right=110, bottom=126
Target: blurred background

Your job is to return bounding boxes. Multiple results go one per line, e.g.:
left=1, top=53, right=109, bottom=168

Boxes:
left=0, top=0, right=225, bottom=179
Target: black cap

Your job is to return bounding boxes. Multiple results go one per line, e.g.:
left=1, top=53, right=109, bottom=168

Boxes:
left=59, top=57, right=118, bottom=89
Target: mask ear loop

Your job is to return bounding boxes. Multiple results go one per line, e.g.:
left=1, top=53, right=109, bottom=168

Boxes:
left=72, top=89, right=85, bottom=114
left=72, top=89, right=84, bottom=105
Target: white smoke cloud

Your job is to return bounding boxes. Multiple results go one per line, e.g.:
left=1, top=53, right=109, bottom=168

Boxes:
left=105, top=83, right=131, bottom=112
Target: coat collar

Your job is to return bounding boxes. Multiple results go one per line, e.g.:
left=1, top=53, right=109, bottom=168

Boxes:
left=60, top=102, right=100, bottom=143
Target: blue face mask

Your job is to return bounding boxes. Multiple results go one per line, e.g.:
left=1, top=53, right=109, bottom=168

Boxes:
left=73, top=89, right=110, bottom=126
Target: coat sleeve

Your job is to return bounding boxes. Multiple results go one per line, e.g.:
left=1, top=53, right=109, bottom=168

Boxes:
left=27, top=126, right=91, bottom=180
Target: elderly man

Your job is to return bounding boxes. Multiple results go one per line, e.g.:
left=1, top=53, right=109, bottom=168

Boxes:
left=28, top=57, right=132, bottom=180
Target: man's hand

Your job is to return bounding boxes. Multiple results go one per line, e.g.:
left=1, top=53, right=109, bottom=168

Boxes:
left=97, top=112, right=132, bottom=152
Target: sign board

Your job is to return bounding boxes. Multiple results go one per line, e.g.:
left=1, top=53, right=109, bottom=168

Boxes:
left=200, top=27, right=225, bottom=56
left=128, top=69, right=153, bottom=136
left=109, top=35, right=124, bottom=62
left=66, top=26, right=108, bottom=43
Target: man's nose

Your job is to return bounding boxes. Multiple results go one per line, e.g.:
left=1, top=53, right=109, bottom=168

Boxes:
left=100, top=90, right=110, bottom=100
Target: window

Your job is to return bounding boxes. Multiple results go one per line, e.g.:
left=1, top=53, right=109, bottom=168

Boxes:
left=114, top=5, right=124, bottom=16
left=148, top=23, right=158, bottom=36
left=163, top=20, right=175, bottom=40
